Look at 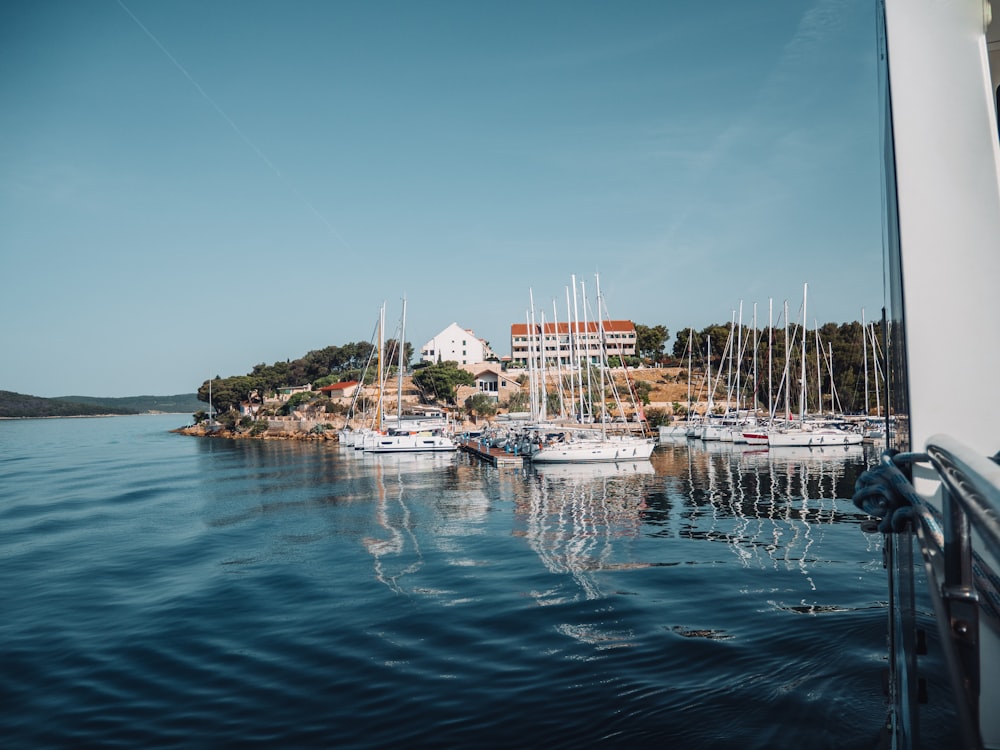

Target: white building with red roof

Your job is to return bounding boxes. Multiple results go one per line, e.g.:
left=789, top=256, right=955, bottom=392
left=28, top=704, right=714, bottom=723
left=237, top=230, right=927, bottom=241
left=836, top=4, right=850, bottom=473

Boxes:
left=318, top=380, right=361, bottom=400
left=509, top=320, right=636, bottom=368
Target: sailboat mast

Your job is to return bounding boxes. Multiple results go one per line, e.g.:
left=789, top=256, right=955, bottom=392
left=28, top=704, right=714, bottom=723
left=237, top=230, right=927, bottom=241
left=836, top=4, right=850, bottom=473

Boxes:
left=565, top=286, right=576, bottom=420
left=552, top=299, right=565, bottom=418
left=538, top=309, right=547, bottom=422
left=706, top=335, right=713, bottom=415
left=687, top=328, right=693, bottom=417
left=815, top=322, right=822, bottom=416
left=397, top=296, right=406, bottom=423
left=530, top=288, right=545, bottom=422
left=377, top=302, right=385, bottom=432
left=800, top=283, right=807, bottom=421
left=725, top=311, right=734, bottom=416
left=768, top=298, right=773, bottom=421
left=783, top=299, right=790, bottom=421
left=581, top=278, right=591, bottom=422
left=571, top=274, right=583, bottom=421
left=862, top=308, right=870, bottom=416
left=828, top=342, right=835, bottom=414
left=736, top=301, right=743, bottom=414
left=752, top=303, right=758, bottom=419
left=870, top=322, right=881, bottom=416
left=525, top=306, right=536, bottom=421
left=596, top=273, right=607, bottom=430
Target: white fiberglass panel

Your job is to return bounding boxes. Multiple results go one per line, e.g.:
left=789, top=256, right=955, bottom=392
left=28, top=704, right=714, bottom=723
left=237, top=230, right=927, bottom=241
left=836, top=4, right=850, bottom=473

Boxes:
left=884, top=0, right=1000, bottom=457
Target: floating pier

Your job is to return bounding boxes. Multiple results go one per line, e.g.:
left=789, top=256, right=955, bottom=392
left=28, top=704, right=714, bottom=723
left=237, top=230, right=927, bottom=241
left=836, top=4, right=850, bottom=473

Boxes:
left=458, top=439, right=524, bottom=468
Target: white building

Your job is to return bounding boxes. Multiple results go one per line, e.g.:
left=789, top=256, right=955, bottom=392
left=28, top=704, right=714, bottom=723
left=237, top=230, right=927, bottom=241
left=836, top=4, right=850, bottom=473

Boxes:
left=510, top=320, right=637, bottom=368
left=419, top=323, right=496, bottom=366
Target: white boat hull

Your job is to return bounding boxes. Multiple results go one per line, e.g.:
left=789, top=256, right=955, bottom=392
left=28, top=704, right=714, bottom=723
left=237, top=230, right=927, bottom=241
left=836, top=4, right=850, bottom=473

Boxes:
left=365, top=433, right=458, bottom=453
left=531, top=436, right=655, bottom=464
left=768, top=429, right=862, bottom=448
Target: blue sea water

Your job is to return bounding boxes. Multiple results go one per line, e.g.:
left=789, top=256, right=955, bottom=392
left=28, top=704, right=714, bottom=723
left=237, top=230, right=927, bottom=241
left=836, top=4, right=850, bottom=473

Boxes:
left=1, top=414, right=894, bottom=748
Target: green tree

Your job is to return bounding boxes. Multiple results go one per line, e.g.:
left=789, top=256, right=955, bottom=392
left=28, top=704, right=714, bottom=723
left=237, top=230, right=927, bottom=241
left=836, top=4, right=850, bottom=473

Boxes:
left=503, top=390, right=529, bottom=412
left=644, top=407, right=670, bottom=428
left=383, top=339, right=414, bottom=370
left=633, top=380, right=652, bottom=405
left=198, top=375, right=264, bottom=414
left=672, top=328, right=701, bottom=359
left=635, top=324, right=670, bottom=361
left=411, top=361, right=475, bottom=404
left=280, top=391, right=317, bottom=416
left=313, top=374, right=340, bottom=389
left=546, top=390, right=562, bottom=416
left=464, top=393, right=498, bottom=420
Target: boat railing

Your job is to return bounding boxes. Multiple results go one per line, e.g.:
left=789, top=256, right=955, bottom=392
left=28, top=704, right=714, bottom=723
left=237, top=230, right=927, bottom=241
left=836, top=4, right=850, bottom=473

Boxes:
left=854, top=435, right=1000, bottom=749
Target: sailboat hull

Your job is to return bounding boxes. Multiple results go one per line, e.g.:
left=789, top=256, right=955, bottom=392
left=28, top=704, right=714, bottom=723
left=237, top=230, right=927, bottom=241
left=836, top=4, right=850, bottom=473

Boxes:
left=531, top=436, right=655, bottom=463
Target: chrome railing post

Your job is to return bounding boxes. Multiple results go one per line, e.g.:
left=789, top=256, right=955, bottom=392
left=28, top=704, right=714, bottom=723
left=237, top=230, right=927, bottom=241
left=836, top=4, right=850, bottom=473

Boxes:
left=939, top=478, right=981, bottom=735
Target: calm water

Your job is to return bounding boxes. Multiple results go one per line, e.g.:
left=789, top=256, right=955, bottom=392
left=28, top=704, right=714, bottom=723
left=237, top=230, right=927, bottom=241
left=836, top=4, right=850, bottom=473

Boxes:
left=1, top=414, right=893, bottom=749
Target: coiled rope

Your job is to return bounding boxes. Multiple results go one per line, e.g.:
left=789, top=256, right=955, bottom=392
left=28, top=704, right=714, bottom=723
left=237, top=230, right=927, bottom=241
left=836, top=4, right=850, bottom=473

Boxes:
left=852, top=452, right=1000, bottom=628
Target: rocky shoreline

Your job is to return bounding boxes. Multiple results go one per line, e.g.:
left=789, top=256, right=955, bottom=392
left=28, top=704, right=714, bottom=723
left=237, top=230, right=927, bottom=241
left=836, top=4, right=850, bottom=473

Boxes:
left=172, top=422, right=340, bottom=441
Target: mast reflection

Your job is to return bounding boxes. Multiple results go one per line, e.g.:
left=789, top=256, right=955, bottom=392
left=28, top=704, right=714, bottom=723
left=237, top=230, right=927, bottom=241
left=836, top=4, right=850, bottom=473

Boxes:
left=514, top=462, right=656, bottom=604
left=657, top=440, right=878, bottom=574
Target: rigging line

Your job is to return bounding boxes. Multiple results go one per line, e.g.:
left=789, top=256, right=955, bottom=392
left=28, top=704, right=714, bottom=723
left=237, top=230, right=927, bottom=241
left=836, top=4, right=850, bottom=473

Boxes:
left=115, top=0, right=350, bottom=250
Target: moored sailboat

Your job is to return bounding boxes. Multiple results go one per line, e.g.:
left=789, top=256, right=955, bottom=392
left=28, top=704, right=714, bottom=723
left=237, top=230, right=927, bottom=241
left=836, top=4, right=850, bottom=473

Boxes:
left=364, top=297, right=457, bottom=455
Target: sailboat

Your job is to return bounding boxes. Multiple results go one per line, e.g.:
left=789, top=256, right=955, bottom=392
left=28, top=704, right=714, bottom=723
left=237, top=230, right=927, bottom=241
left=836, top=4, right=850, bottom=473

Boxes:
left=530, top=275, right=655, bottom=464
left=365, top=297, right=457, bottom=454
left=766, top=284, right=862, bottom=448
left=659, top=328, right=698, bottom=439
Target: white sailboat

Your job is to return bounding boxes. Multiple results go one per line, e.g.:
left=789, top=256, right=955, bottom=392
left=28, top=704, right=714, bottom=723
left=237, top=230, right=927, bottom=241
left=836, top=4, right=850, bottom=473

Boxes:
left=365, top=297, right=457, bottom=454
left=529, top=275, right=655, bottom=464
left=765, top=284, right=863, bottom=448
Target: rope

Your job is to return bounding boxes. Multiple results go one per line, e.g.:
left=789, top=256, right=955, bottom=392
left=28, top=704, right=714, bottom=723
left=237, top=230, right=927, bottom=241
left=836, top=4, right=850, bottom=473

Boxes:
left=853, top=452, right=1000, bottom=628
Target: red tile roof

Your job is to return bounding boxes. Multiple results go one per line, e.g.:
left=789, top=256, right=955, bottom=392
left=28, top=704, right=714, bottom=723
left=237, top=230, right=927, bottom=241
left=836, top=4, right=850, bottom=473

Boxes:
left=319, top=380, right=360, bottom=392
left=510, top=320, right=634, bottom=336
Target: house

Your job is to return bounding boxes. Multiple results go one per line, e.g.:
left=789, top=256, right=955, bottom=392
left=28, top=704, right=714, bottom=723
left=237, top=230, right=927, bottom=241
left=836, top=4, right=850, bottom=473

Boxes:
left=456, top=362, right=522, bottom=404
left=419, top=323, right=496, bottom=365
left=275, top=384, right=312, bottom=402
left=319, top=380, right=361, bottom=400
left=509, top=320, right=637, bottom=368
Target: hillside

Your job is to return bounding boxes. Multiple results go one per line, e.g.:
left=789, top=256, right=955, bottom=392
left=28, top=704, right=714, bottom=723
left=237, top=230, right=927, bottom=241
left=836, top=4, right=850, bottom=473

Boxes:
left=55, top=394, right=203, bottom=414
left=0, top=391, right=138, bottom=418
left=0, top=391, right=202, bottom=418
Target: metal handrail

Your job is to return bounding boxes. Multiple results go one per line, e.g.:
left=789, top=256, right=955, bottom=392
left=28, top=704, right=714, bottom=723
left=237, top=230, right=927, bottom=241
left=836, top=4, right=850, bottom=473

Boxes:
left=896, top=435, right=1000, bottom=750
left=925, top=434, right=1000, bottom=567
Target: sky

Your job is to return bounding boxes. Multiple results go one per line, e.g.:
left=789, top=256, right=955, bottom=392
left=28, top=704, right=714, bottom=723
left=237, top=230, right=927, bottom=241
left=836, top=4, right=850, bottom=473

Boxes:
left=0, top=0, right=884, bottom=398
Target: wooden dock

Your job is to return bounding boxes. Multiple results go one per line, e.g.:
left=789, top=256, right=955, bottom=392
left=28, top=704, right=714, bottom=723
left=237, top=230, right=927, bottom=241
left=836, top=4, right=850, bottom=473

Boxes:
left=458, top=439, right=525, bottom=468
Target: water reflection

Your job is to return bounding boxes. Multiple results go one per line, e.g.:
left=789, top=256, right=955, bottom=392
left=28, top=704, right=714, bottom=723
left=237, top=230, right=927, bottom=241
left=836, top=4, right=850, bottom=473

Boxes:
left=360, top=452, right=492, bottom=596
left=511, top=441, right=880, bottom=606
left=362, top=460, right=422, bottom=592
left=514, top=462, right=656, bottom=604
left=656, top=440, right=879, bottom=574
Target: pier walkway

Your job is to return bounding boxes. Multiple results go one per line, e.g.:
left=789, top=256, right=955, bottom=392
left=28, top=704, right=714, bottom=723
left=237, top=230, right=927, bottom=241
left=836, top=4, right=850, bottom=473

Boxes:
left=458, top=438, right=525, bottom=468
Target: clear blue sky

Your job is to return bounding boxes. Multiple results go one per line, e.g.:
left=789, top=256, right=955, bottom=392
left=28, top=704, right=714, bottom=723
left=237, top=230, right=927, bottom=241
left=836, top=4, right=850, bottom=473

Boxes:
left=0, top=0, right=883, bottom=398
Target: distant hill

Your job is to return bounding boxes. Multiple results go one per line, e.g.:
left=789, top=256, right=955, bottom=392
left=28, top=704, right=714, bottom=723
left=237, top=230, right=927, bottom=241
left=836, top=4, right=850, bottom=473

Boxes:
left=0, top=391, right=138, bottom=418
left=0, top=391, right=202, bottom=418
left=55, top=394, right=203, bottom=414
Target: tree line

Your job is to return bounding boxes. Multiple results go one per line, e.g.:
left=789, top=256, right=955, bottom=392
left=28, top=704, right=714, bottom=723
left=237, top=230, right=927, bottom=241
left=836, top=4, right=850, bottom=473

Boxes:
left=667, top=320, right=885, bottom=416
left=198, top=318, right=883, bottom=418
